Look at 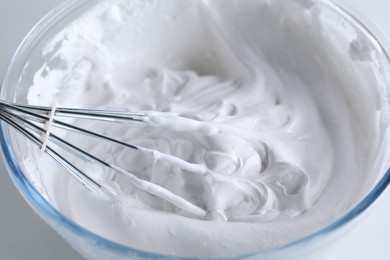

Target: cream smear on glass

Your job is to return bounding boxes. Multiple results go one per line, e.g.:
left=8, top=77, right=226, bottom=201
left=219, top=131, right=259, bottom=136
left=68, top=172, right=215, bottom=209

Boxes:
left=21, top=0, right=390, bottom=257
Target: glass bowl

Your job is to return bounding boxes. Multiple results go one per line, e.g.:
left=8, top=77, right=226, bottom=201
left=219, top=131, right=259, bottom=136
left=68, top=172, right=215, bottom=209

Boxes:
left=1, top=0, right=390, bottom=259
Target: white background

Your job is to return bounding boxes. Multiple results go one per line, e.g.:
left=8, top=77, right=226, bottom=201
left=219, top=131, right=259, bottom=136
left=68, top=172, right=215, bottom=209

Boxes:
left=0, top=0, right=390, bottom=259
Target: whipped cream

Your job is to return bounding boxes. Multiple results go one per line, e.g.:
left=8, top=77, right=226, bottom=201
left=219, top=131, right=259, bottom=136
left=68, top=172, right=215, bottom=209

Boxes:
left=18, top=0, right=390, bottom=257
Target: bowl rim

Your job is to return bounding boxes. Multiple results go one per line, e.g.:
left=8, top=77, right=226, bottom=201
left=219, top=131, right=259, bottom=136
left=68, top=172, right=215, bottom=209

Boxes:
left=1, top=0, right=390, bottom=259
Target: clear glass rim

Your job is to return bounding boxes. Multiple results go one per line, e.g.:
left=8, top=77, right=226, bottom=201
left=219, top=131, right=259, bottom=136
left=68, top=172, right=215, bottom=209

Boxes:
left=1, top=0, right=390, bottom=259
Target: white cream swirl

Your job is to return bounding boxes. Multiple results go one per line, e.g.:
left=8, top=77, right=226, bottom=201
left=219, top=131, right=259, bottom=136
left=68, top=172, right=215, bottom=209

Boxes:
left=22, top=0, right=390, bottom=257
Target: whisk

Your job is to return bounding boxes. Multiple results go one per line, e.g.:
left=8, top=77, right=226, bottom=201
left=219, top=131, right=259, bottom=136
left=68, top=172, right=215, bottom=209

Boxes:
left=0, top=100, right=211, bottom=218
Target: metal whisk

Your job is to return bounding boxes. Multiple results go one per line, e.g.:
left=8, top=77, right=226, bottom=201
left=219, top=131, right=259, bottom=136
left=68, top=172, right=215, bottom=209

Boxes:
left=0, top=100, right=208, bottom=218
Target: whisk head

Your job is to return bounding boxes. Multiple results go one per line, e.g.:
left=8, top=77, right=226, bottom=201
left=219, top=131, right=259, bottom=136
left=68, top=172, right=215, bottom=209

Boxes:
left=0, top=100, right=208, bottom=218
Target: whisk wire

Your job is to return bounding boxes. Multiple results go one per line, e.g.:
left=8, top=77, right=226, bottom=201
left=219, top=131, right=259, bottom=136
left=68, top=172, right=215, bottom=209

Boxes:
left=0, top=100, right=207, bottom=217
left=8, top=101, right=148, bottom=122
left=0, top=110, right=101, bottom=193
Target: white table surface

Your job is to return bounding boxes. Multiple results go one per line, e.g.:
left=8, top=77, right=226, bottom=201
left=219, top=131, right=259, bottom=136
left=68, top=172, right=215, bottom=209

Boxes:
left=0, top=1, right=390, bottom=259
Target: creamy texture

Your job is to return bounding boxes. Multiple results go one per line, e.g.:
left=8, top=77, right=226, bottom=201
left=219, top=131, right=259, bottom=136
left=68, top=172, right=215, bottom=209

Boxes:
left=17, top=0, right=390, bottom=257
